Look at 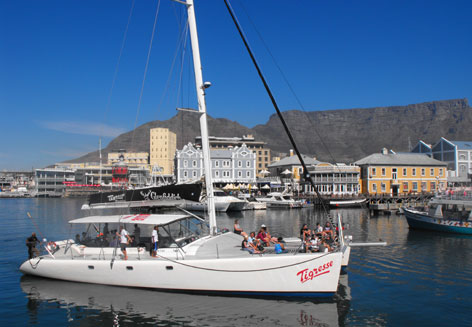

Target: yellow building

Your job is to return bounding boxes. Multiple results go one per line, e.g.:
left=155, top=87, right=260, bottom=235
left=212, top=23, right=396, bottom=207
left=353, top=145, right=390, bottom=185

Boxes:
left=150, top=128, right=177, bottom=175
left=355, top=149, right=447, bottom=195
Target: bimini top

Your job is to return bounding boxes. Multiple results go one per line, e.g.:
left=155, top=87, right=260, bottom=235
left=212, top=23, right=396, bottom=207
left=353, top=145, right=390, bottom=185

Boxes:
left=69, top=214, right=193, bottom=226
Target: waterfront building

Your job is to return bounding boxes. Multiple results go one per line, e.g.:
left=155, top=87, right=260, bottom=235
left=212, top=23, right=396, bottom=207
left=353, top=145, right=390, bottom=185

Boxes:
left=306, top=163, right=361, bottom=196
left=268, top=151, right=319, bottom=191
left=150, top=128, right=176, bottom=175
left=75, top=163, right=150, bottom=187
left=412, top=137, right=472, bottom=183
left=35, top=168, right=75, bottom=197
left=195, top=135, right=270, bottom=175
left=355, top=148, right=447, bottom=195
left=108, top=151, right=149, bottom=166
left=175, top=143, right=256, bottom=185
left=0, top=171, right=34, bottom=192
left=268, top=152, right=360, bottom=196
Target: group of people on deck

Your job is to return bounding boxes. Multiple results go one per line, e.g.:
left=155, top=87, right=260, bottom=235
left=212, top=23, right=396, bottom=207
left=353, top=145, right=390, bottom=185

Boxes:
left=235, top=219, right=338, bottom=255
left=235, top=220, right=287, bottom=254
left=300, top=222, right=337, bottom=253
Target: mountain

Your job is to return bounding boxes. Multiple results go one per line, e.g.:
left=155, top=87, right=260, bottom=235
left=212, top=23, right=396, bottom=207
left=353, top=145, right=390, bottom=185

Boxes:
left=67, top=98, right=471, bottom=164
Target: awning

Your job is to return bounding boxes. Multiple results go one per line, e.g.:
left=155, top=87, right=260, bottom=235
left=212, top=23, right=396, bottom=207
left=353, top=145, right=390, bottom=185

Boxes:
left=69, top=214, right=191, bottom=226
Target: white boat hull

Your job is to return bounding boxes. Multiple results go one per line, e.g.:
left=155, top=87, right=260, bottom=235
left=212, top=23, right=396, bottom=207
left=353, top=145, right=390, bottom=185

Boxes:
left=330, top=198, right=366, bottom=208
left=265, top=201, right=303, bottom=209
left=20, top=246, right=342, bottom=296
left=180, top=200, right=231, bottom=212
left=243, top=201, right=267, bottom=210
left=227, top=200, right=247, bottom=211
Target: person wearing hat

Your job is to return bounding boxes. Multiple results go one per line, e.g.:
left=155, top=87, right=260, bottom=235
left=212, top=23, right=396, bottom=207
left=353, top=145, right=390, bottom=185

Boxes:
left=257, top=225, right=270, bottom=246
left=262, top=225, right=278, bottom=244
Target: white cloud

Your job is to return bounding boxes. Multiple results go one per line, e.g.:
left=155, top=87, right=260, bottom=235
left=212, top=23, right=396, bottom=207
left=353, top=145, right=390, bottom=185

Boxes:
left=38, top=121, right=127, bottom=137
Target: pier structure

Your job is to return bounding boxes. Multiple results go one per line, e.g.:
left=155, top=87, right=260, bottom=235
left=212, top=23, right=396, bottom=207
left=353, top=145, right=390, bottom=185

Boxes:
left=366, top=193, right=434, bottom=215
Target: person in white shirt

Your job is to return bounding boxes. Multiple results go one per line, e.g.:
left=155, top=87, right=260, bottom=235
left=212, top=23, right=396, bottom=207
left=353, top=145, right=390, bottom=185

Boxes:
left=117, top=226, right=132, bottom=260
left=151, top=225, right=159, bottom=257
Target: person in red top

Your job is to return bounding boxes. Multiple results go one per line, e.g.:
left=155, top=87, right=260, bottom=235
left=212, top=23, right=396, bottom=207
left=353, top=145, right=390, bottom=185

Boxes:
left=256, top=225, right=270, bottom=246
left=257, top=224, right=277, bottom=246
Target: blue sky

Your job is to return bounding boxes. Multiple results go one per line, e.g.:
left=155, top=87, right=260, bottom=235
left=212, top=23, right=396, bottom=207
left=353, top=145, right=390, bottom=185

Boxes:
left=1, top=0, right=471, bottom=170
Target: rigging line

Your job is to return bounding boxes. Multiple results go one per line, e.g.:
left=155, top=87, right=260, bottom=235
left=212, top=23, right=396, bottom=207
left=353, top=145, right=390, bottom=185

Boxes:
left=236, top=0, right=340, bottom=172
left=101, top=0, right=136, bottom=138
left=155, top=251, right=334, bottom=272
left=176, top=22, right=190, bottom=110
left=153, top=18, right=189, bottom=119
left=130, top=0, right=162, bottom=149
left=223, top=0, right=331, bottom=216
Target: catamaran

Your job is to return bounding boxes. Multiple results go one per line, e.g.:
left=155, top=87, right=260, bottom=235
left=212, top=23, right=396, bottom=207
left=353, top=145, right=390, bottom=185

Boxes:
left=20, top=0, right=343, bottom=297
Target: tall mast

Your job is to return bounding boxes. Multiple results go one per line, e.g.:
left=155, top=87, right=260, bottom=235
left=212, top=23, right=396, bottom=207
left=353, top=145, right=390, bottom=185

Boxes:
left=99, top=138, right=102, bottom=185
left=186, top=0, right=217, bottom=235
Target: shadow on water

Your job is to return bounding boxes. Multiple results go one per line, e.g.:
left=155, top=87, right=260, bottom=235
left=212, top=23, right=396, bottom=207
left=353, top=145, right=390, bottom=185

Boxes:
left=20, top=274, right=351, bottom=327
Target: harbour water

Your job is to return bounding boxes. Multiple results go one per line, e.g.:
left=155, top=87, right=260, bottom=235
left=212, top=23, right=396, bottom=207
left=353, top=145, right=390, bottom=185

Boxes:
left=1, top=198, right=471, bottom=326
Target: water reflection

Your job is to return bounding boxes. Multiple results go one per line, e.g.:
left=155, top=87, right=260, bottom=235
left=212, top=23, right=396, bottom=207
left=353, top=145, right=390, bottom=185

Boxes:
left=21, top=274, right=351, bottom=326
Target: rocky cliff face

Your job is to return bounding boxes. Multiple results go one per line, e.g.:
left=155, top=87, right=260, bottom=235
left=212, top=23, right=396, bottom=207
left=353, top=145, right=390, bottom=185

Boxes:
left=68, top=98, right=471, bottom=164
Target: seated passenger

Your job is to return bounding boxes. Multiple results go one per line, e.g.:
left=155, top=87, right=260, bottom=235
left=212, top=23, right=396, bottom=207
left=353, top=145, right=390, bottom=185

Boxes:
left=257, top=226, right=270, bottom=246
left=233, top=219, right=248, bottom=237
left=241, top=236, right=254, bottom=254
left=74, top=234, right=81, bottom=244
left=322, top=233, right=334, bottom=252
left=300, top=224, right=310, bottom=242
left=323, top=222, right=334, bottom=238
left=252, top=238, right=265, bottom=253
left=258, top=225, right=278, bottom=246
left=308, top=236, right=320, bottom=252
left=247, top=231, right=255, bottom=244
left=315, top=223, right=323, bottom=236
left=274, top=237, right=288, bottom=254
left=81, top=232, right=89, bottom=244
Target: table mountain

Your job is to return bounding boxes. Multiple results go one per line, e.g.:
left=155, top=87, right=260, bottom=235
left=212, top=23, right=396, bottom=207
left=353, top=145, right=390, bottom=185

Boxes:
left=67, top=98, right=471, bottom=164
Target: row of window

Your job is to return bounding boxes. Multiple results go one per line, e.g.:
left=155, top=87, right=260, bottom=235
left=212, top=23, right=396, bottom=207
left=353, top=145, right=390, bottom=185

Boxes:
left=458, top=151, right=472, bottom=161
left=182, top=171, right=252, bottom=178
left=182, top=160, right=253, bottom=168
left=371, top=181, right=437, bottom=193
left=151, top=134, right=169, bottom=139
left=370, top=167, right=443, bottom=178
left=312, top=184, right=359, bottom=193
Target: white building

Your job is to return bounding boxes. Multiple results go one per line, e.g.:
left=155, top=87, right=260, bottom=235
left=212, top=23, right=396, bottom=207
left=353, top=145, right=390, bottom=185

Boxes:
left=175, top=143, right=256, bottom=185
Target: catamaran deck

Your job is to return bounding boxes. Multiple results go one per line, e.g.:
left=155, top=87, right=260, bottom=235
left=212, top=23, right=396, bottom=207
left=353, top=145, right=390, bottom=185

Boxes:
left=42, top=232, right=310, bottom=262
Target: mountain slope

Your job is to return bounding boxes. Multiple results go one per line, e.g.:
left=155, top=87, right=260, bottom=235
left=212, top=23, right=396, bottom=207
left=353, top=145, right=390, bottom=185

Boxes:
left=67, top=98, right=471, bottom=164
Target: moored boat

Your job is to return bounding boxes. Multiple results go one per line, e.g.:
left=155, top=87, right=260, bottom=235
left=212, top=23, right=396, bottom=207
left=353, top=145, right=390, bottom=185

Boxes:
left=329, top=197, right=366, bottom=208
left=257, top=191, right=305, bottom=209
left=82, top=183, right=202, bottom=211
left=403, top=194, right=472, bottom=234
left=19, top=213, right=342, bottom=296
left=180, top=189, right=246, bottom=212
